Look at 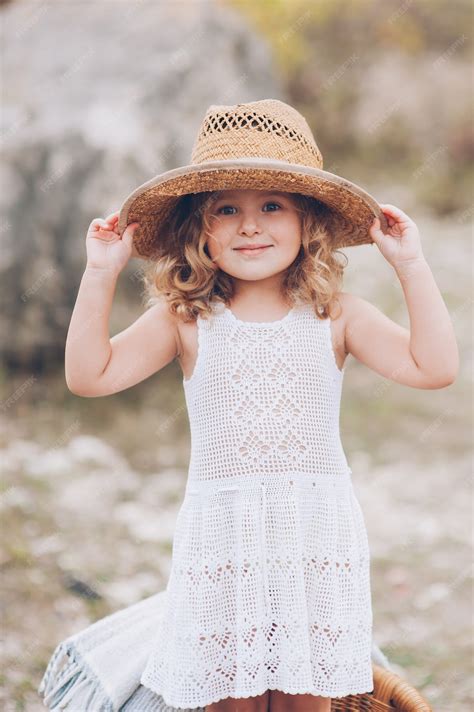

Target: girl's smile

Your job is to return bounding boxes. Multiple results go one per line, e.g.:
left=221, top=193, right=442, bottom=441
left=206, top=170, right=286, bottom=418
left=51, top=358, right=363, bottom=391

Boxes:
left=233, top=244, right=273, bottom=255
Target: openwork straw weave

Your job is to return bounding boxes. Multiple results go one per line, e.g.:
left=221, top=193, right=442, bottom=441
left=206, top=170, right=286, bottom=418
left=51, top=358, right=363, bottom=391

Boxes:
left=331, top=664, right=433, bottom=711
left=117, top=99, right=388, bottom=260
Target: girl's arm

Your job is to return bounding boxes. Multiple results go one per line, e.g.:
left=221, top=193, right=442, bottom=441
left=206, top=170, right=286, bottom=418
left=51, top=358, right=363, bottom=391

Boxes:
left=65, top=213, right=179, bottom=397
left=341, top=204, right=459, bottom=389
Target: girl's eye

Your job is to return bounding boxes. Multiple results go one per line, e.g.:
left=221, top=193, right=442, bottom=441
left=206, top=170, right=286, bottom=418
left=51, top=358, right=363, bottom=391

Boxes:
left=215, top=202, right=281, bottom=215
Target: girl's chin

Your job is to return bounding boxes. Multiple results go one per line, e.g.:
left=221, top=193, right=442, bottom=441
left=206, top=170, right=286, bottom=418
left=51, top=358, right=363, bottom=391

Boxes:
left=221, top=266, right=285, bottom=281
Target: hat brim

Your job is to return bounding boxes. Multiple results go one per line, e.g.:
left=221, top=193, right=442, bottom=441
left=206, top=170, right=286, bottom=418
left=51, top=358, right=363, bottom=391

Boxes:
left=118, top=158, right=388, bottom=260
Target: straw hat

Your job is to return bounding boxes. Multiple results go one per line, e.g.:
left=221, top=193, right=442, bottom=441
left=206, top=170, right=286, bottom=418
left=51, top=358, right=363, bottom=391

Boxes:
left=117, top=99, right=388, bottom=260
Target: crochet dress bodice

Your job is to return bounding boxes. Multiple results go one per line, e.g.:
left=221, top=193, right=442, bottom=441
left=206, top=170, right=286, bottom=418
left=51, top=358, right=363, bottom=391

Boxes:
left=139, top=300, right=373, bottom=707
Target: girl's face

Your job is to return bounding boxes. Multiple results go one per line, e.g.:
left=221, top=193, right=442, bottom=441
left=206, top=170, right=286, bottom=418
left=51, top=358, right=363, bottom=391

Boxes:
left=204, top=189, right=302, bottom=283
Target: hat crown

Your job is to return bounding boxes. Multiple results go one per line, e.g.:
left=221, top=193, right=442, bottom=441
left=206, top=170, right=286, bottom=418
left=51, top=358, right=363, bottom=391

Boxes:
left=191, top=99, right=324, bottom=170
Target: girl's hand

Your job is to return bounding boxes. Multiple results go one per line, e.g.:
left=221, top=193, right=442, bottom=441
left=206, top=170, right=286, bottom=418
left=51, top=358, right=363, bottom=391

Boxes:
left=86, top=211, right=140, bottom=274
left=369, top=203, right=425, bottom=268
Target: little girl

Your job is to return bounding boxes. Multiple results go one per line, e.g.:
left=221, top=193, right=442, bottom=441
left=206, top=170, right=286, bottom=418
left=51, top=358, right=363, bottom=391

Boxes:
left=39, top=100, right=457, bottom=712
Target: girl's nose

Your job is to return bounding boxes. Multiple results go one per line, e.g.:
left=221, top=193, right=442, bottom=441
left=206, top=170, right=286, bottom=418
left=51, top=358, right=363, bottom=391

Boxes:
left=238, top=218, right=262, bottom=235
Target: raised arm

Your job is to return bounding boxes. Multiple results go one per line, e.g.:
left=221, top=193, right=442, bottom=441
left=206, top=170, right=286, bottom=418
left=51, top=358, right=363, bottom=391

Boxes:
left=341, top=204, right=459, bottom=389
left=65, top=212, right=179, bottom=397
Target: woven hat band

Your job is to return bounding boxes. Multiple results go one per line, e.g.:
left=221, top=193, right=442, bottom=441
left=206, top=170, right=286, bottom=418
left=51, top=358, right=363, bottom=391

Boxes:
left=191, top=101, right=324, bottom=170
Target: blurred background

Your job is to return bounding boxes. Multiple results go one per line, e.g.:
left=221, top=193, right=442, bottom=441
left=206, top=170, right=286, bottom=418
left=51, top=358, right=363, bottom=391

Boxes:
left=0, top=0, right=472, bottom=709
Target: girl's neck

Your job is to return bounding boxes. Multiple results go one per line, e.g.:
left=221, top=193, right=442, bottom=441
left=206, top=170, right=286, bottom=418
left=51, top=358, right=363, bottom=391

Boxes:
left=227, top=293, right=293, bottom=322
left=230, top=275, right=290, bottom=312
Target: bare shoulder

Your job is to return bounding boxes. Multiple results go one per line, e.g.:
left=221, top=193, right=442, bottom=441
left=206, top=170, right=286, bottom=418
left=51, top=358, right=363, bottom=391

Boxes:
left=330, top=291, right=369, bottom=340
left=331, top=290, right=391, bottom=356
left=330, top=290, right=360, bottom=317
left=148, top=294, right=180, bottom=330
left=133, top=295, right=182, bottom=366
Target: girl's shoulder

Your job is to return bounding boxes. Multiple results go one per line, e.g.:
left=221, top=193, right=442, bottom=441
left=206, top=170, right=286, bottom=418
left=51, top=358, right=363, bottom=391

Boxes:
left=331, top=286, right=378, bottom=318
left=326, top=290, right=353, bottom=334
left=329, top=290, right=367, bottom=329
left=332, top=291, right=378, bottom=328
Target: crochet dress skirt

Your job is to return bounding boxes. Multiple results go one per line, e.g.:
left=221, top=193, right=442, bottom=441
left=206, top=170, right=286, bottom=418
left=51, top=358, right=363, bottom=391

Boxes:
left=38, top=584, right=392, bottom=711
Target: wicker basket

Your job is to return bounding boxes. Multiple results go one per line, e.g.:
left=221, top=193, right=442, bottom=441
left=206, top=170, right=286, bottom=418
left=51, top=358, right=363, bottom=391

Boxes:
left=330, top=664, right=433, bottom=711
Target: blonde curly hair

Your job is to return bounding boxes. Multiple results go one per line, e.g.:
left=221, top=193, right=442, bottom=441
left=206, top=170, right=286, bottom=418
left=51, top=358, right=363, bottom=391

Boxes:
left=139, top=190, right=347, bottom=323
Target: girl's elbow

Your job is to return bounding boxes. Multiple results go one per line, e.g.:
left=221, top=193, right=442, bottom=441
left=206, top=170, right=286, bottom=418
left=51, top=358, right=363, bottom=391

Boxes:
left=65, top=371, right=78, bottom=394
left=428, top=368, right=458, bottom=389
left=440, top=357, right=460, bottom=386
left=65, top=379, right=88, bottom=396
left=423, top=353, right=460, bottom=389
left=443, top=368, right=459, bottom=387
left=65, top=373, right=95, bottom=397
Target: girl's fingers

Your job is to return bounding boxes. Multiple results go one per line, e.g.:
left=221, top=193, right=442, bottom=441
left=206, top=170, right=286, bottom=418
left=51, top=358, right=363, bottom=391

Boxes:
left=90, top=221, right=115, bottom=236
left=379, top=203, right=404, bottom=213
left=90, top=217, right=116, bottom=232
left=379, top=203, right=412, bottom=223
left=103, top=211, right=120, bottom=224
left=90, top=218, right=107, bottom=231
left=89, top=215, right=122, bottom=238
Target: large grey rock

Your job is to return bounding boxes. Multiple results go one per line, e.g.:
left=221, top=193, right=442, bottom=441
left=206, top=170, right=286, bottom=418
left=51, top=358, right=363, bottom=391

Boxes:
left=0, top=0, right=282, bottom=372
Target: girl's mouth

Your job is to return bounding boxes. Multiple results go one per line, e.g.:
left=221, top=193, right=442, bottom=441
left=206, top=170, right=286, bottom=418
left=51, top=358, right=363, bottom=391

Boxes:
left=234, top=246, right=273, bottom=256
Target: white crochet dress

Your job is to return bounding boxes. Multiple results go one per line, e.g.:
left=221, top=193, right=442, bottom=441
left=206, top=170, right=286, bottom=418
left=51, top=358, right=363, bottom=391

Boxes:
left=139, top=300, right=374, bottom=707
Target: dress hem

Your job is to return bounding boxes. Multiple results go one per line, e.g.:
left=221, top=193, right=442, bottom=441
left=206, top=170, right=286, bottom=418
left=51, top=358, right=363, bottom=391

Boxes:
left=140, top=678, right=376, bottom=709
left=38, top=634, right=387, bottom=711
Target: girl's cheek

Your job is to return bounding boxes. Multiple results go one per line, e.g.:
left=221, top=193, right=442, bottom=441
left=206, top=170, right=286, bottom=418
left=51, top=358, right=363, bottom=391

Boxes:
left=206, top=236, right=224, bottom=258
